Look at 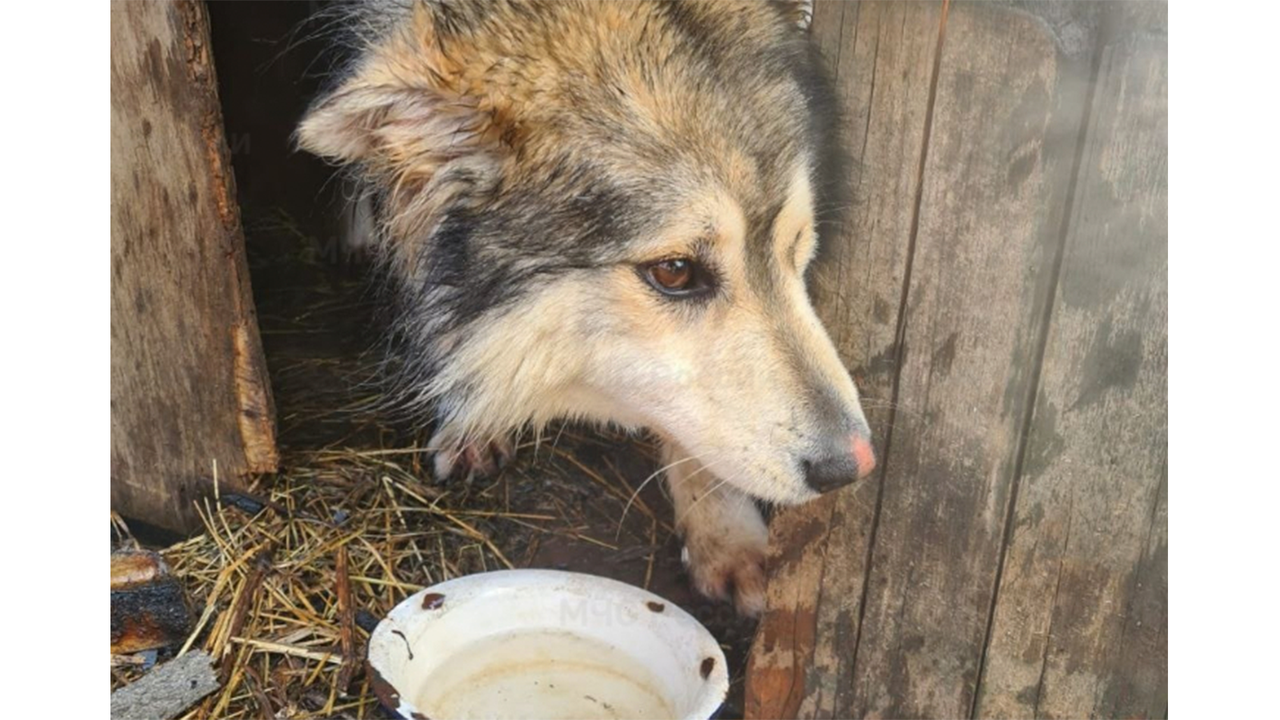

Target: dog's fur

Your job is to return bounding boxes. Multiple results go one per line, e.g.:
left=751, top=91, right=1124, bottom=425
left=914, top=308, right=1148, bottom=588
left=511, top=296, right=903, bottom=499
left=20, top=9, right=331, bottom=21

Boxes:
left=297, top=0, right=872, bottom=615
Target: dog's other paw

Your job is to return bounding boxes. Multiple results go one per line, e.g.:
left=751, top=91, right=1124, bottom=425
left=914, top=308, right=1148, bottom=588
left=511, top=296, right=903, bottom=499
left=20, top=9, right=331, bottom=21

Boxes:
left=681, top=519, right=769, bottom=617
left=430, top=434, right=515, bottom=482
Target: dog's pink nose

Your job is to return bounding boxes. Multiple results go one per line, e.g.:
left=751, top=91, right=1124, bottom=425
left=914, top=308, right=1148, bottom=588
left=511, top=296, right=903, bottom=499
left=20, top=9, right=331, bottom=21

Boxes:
left=803, top=432, right=877, bottom=494
left=852, top=435, right=877, bottom=479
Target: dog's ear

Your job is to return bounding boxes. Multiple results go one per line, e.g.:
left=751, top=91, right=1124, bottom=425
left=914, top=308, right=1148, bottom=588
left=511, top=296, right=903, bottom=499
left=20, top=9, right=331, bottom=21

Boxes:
left=772, top=0, right=814, bottom=31
left=297, top=83, right=498, bottom=179
left=295, top=6, right=506, bottom=184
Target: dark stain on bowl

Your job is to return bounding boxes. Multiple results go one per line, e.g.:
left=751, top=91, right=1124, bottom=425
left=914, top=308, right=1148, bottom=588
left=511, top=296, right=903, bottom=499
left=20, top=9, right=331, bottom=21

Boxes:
left=421, top=592, right=446, bottom=611
left=646, top=601, right=665, bottom=613
left=700, top=656, right=715, bottom=680
left=391, top=629, right=414, bottom=660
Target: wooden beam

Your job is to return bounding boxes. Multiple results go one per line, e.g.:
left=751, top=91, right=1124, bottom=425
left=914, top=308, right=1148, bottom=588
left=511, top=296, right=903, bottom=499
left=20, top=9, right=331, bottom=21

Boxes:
left=111, top=0, right=277, bottom=533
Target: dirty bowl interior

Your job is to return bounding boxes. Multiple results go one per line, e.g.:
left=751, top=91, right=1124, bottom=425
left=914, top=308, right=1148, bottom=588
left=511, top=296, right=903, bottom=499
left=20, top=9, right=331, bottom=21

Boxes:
left=367, top=569, right=729, bottom=720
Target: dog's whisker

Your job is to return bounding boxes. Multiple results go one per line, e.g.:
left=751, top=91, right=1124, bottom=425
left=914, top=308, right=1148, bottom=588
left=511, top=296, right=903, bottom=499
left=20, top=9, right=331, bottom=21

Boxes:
left=676, top=475, right=735, bottom=527
left=614, top=450, right=722, bottom=538
left=666, top=453, right=732, bottom=492
left=547, top=422, right=571, bottom=460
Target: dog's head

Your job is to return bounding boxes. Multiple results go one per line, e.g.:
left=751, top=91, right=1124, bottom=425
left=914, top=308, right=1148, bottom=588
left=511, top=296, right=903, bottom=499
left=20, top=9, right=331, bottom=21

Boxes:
left=297, top=0, right=873, bottom=504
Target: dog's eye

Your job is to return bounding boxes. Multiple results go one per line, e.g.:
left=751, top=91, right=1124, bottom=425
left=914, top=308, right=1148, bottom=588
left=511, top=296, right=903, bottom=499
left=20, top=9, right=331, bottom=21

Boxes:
left=642, top=258, right=711, bottom=298
left=650, top=259, right=692, bottom=289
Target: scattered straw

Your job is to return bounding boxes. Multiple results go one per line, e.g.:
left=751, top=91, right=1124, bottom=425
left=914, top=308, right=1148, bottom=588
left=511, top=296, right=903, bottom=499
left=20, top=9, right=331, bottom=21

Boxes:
left=109, top=425, right=679, bottom=719
left=109, top=443, right=556, bottom=718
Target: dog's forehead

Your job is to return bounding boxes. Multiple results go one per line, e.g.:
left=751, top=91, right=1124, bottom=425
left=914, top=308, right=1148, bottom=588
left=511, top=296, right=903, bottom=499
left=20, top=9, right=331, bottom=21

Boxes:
left=533, top=75, right=811, bottom=202
left=394, top=0, right=825, bottom=266
left=492, top=0, right=815, bottom=186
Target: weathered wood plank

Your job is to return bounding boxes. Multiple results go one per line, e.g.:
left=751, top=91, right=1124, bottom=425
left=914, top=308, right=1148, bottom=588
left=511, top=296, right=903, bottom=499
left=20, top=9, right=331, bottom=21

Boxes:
left=750, top=1, right=1113, bottom=716
left=111, top=0, right=277, bottom=533
left=975, top=3, right=1168, bottom=717
left=747, top=1, right=941, bottom=717
left=840, top=4, right=1101, bottom=716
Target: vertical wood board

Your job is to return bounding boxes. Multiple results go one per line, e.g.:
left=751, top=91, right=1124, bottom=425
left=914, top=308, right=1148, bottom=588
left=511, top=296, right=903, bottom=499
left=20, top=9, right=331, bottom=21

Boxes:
left=749, top=2, right=942, bottom=717
left=111, top=0, right=277, bottom=533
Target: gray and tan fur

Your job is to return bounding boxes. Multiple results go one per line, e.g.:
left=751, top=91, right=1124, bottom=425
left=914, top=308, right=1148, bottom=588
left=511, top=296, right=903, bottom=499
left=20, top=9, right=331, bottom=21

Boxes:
left=297, top=0, right=872, bottom=615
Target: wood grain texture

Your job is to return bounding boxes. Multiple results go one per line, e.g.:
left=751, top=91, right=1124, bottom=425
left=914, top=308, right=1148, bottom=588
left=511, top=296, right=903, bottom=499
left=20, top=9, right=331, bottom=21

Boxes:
left=111, top=0, right=277, bottom=534
left=749, top=1, right=1166, bottom=717
left=975, top=4, right=1168, bottom=717
left=842, top=4, right=1096, bottom=716
left=748, top=2, right=941, bottom=717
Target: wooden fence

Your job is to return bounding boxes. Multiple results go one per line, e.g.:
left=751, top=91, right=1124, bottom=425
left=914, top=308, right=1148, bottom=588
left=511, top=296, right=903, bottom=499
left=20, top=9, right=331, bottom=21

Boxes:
left=748, top=2, right=1167, bottom=717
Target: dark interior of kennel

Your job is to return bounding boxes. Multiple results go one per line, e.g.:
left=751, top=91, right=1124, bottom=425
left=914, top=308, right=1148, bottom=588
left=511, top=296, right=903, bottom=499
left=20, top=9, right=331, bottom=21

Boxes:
left=112, top=1, right=1167, bottom=718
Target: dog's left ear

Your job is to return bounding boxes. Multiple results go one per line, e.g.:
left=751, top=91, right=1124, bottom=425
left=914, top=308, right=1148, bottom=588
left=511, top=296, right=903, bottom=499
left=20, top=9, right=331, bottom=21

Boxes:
left=772, top=0, right=814, bottom=31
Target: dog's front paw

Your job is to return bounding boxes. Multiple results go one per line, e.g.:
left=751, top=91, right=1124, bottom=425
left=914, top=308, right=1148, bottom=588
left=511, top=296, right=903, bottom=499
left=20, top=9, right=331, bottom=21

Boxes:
left=682, top=523, right=768, bottom=617
left=430, top=434, right=515, bottom=482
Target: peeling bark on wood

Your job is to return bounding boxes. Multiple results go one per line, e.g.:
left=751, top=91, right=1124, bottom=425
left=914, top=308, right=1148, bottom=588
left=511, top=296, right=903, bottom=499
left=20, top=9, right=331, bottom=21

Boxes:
left=111, top=549, right=193, bottom=655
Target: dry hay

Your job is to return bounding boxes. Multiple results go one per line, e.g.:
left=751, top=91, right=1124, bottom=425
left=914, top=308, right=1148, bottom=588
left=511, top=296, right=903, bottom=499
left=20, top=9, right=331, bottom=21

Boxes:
left=109, top=429, right=679, bottom=720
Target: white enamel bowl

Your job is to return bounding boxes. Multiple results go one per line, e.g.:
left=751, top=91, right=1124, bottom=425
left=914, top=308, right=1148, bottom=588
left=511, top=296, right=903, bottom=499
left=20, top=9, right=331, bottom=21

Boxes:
left=366, top=569, right=729, bottom=720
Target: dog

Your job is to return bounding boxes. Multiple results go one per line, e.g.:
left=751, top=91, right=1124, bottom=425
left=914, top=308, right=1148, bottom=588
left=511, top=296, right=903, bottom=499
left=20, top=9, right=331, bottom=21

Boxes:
left=296, top=0, right=875, bottom=616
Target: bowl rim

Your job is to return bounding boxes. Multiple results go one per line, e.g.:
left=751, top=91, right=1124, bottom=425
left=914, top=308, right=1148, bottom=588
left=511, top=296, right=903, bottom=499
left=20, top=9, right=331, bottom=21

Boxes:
left=366, top=568, right=730, bottom=720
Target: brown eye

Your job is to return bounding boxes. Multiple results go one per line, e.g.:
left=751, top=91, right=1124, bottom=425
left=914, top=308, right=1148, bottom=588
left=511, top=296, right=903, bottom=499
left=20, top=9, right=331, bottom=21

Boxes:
left=641, top=257, right=713, bottom=299
left=645, top=256, right=716, bottom=298
left=649, top=259, right=693, bottom=290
